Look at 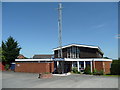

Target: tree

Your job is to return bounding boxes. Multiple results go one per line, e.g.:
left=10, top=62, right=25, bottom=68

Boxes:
left=0, top=46, right=5, bottom=62
left=2, top=36, right=21, bottom=65
left=0, top=47, right=2, bottom=62
left=110, top=60, right=120, bottom=75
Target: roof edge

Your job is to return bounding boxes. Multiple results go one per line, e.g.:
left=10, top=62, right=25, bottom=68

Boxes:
left=53, top=44, right=104, bottom=54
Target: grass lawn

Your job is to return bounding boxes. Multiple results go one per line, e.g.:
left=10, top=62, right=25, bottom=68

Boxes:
left=102, top=75, right=120, bottom=77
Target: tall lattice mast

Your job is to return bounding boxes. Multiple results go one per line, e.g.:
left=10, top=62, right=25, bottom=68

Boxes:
left=58, top=3, right=63, bottom=58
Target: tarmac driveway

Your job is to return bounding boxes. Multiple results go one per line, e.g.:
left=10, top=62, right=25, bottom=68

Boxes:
left=2, top=71, right=118, bottom=88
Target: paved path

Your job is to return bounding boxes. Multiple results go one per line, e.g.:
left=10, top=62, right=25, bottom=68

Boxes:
left=2, top=71, right=118, bottom=88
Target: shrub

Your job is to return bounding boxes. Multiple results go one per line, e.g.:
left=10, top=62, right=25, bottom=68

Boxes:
left=93, top=70, right=104, bottom=75
left=72, top=67, right=78, bottom=73
left=93, top=69, right=104, bottom=75
left=77, top=71, right=81, bottom=74
left=84, top=65, right=91, bottom=74
left=93, top=69, right=97, bottom=75
left=110, top=60, right=120, bottom=75
left=100, top=70, right=104, bottom=75
left=5, top=64, right=10, bottom=70
left=72, top=67, right=81, bottom=74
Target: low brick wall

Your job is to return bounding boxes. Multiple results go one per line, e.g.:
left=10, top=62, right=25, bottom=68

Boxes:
left=15, top=62, right=54, bottom=73
left=0, top=62, right=5, bottom=71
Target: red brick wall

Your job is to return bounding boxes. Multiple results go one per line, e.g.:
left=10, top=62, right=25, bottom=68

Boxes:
left=103, top=61, right=112, bottom=74
left=0, top=62, right=5, bottom=71
left=94, top=61, right=112, bottom=74
left=15, top=62, right=54, bottom=73
left=94, top=61, right=103, bottom=71
left=50, top=62, right=54, bottom=72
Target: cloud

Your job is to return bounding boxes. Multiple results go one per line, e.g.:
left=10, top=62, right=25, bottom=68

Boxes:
left=115, top=34, right=120, bottom=39
left=92, top=24, right=105, bottom=29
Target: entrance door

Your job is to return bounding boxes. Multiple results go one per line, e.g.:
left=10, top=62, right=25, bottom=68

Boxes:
left=64, top=61, right=72, bottom=73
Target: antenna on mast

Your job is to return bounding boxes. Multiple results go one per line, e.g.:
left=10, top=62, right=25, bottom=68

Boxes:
left=58, top=3, right=63, bottom=58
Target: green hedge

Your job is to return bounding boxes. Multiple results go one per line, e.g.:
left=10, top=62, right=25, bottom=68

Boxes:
left=110, top=60, right=120, bottom=75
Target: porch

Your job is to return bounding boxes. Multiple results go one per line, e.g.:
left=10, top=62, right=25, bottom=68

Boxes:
left=54, top=61, right=93, bottom=74
left=53, top=58, right=112, bottom=74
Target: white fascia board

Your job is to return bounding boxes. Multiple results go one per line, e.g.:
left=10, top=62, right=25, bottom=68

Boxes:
left=93, top=59, right=112, bottom=61
left=64, top=58, right=93, bottom=61
left=53, top=44, right=98, bottom=50
left=53, top=44, right=104, bottom=54
left=15, top=58, right=112, bottom=62
left=53, top=44, right=73, bottom=50
left=15, top=59, right=52, bottom=62
left=64, top=58, right=112, bottom=61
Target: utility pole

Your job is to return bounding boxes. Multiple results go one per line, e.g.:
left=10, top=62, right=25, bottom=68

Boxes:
left=58, top=3, right=63, bottom=58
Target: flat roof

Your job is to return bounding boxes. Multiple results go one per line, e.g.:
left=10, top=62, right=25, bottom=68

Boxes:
left=53, top=44, right=104, bottom=54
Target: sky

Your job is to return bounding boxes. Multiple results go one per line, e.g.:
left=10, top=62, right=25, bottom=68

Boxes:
left=2, top=2, right=118, bottom=59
